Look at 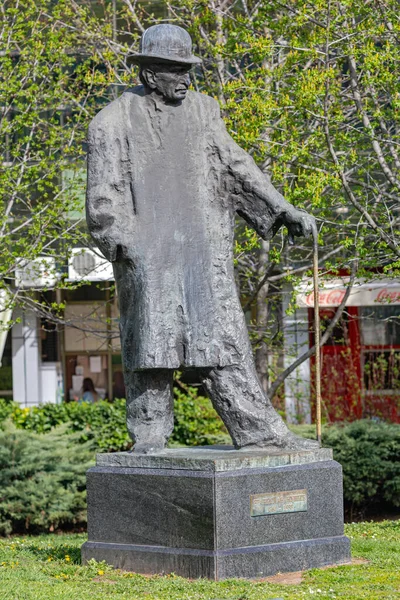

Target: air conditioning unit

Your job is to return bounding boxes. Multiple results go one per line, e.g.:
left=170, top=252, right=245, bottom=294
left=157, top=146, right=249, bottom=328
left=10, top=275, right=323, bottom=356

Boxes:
left=15, top=257, right=58, bottom=288
left=68, top=248, right=114, bottom=281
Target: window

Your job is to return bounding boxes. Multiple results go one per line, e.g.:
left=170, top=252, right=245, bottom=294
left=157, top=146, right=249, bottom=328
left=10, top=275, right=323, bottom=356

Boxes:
left=363, top=350, right=400, bottom=393
left=360, top=306, right=400, bottom=346
left=41, top=319, right=59, bottom=362
left=360, top=306, right=400, bottom=393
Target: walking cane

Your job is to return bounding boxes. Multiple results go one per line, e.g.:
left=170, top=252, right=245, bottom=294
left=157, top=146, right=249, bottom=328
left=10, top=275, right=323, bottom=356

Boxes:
left=311, top=224, right=322, bottom=445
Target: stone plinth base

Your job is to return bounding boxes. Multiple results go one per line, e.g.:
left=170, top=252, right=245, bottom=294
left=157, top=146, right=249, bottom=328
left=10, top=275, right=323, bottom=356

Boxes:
left=82, top=446, right=350, bottom=580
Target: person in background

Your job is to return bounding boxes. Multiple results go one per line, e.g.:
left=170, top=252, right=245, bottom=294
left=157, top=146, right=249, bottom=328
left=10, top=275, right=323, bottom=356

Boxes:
left=80, top=377, right=99, bottom=403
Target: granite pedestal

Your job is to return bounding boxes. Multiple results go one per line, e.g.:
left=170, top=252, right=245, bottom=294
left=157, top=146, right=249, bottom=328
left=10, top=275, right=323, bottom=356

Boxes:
left=82, top=446, right=350, bottom=579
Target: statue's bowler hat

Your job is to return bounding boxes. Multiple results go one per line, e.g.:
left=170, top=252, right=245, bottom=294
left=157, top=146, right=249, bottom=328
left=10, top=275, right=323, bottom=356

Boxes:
left=130, top=24, right=202, bottom=66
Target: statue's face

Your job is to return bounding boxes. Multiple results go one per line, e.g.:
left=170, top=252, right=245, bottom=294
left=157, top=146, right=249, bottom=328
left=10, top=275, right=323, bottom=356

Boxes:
left=143, top=63, right=192, bottom=102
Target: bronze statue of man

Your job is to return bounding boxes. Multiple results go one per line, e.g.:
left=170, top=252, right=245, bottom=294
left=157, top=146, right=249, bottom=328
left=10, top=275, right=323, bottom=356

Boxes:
left=86, top=24, right=318, bottom=454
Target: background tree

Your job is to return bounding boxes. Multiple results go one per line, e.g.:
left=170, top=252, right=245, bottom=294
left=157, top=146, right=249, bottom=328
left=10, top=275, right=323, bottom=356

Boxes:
left=0, top=0, right=123, bottom=334
left=167, top=0, right=400, bottom=399
left=2, top=0, right=400, bottom=406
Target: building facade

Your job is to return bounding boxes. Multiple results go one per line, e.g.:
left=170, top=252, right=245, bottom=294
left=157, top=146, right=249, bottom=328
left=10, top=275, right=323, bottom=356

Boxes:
left=284, top=278, right=400, bottom=424
left=0, top=249, right=125, bottom=405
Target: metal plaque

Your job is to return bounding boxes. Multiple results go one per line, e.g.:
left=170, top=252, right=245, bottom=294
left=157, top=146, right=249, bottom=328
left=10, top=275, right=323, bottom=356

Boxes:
left=250, top=489, right=308, bottom=517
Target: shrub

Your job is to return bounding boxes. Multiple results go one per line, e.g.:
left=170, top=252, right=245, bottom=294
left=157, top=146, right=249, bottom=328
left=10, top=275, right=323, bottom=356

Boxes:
left=0, top=398, right=131, bottom=452
left=0, top=398, right=14, bottom=423
left=322, top=420, right=400, bottom=515
left=0, top=384, right=228, bottom=451
left=173, top=384, right=228, bottom=446
left=0, top=422, right=95, bottom=535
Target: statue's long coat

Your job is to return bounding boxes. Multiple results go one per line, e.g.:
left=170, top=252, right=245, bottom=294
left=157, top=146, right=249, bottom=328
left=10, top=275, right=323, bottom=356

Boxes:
left=86, top=86, right=293, bottom=370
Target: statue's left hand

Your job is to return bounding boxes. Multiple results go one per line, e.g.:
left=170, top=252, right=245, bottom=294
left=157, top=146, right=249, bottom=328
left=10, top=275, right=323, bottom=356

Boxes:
left=285, top=208, right=316, bottom=245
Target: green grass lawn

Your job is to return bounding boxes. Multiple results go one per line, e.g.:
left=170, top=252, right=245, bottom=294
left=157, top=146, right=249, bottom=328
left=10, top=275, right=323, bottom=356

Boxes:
left=0, top=521, right=399, bottom=600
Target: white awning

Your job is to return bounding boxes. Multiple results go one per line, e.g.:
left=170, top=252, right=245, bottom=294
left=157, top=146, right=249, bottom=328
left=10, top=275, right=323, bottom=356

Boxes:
left=297, top=277, right=400, bottom=308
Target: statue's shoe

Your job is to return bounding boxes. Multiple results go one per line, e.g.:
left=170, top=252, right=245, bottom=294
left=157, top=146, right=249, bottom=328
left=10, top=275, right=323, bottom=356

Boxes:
left=240, top=431, right=320, bottom=452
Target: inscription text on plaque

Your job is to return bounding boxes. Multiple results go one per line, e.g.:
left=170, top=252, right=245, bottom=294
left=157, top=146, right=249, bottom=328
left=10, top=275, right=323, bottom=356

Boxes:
left=250, top=489, right=308, bottom=517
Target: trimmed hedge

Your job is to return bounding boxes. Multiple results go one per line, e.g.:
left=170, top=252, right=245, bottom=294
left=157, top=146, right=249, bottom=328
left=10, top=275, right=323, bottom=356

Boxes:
left=0, top=384, right=227, bottom=452
left=172, top=385, right=228, bottom=446
left=0, top=398, right=131, bottom=452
